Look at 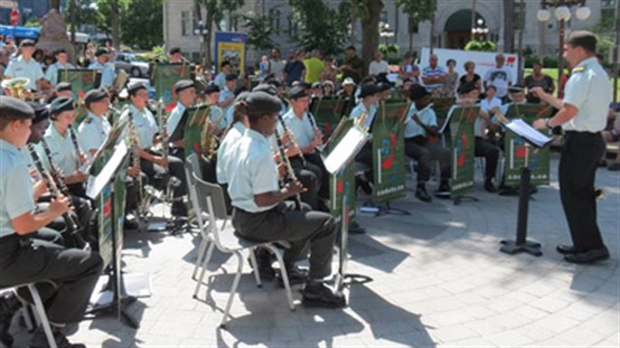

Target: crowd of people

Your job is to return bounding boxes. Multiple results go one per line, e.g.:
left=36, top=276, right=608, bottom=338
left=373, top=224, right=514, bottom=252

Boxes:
left=0, top=29, right=616, bottom=347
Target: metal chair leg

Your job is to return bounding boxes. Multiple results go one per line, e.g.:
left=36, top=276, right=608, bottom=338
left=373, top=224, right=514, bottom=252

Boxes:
left=28, top=284, right=57, bottom=348
left=220, top=252, right=244, bottom=328
left=267, top=246, right=295, bottom=311
left=192, top=238, right=210, bottom=280
left=248, top=248, right=262, bottom=287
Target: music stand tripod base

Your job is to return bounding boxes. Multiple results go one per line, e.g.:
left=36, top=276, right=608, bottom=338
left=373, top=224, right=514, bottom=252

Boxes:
left=376, top=201, right=410, bottom=216
left=453, top=195, right=479, bottom=205
left=500, top=240, right=542, bottom=257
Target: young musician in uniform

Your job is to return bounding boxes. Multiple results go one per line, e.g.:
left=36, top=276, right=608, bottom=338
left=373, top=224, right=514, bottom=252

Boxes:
left=168, top=47, right=183, bottom=64
left=47, top=81, right=74, bottom=103
left=167, top=79, right=197, bottom=159
left=218, top=73, right=237, bottom=117
left=88, top=48, right=117, bottom=90
left=121, top=81, right=188, bottom=217
left=349, top=84, right=380, bottom=194
left=202, top=84, right=226, bottom=132
left=0, top=96, right=103, bottom=348
left=44, top=48, right=76, bottom=88
left=532, top=31, right=611, bottom=264
left=228, top=91, right=346, bottom=308
left=3, top=39, right=44, bottom=93
left=404, top=84, right=452, bottom=202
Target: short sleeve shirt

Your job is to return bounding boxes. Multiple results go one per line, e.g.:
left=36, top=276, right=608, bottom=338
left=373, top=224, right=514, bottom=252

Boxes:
left=227, top=129, right=279, bottom=213
left=210, top=104, right=227, bottom=130
left=478, top=97, right=503, bottom=137
left=213, top=72, right=227, bottom=90
left=0, top=140, right=36, bottom=237
left=562, top=57, right=612, bottom=132
left=219, top=86, right=235, bottom=116
left=37, top=124, right=81, bottom=175
left=167, top=103, right=186, bottom=136
left=349, top=102, right=378, bottom=130
left=45, top=62, right=76, bottom=85
left=282, top=109, right=316, bottom=149
left=4, top=56, right=44, bottom=90
left=422, top=65, right=446, bottom=92
left=404, top=103, right=437, bottom=139
left=78, top=112, right=111, bottom=160
left=483, top=67, right=513, bottom=98
left=368, top=60, right=390, bottom=76
left=121, top=104, right=158, bottom=149
left=88, top=61, right=117, bottom=88
left=216, top=122, right=246, bottom=184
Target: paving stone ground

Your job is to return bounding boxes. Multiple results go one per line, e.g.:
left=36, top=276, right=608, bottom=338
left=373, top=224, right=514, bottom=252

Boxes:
left=6, top=154, right=620, bottom=347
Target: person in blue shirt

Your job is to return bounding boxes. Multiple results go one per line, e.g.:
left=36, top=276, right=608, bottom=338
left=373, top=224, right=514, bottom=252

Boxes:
left=44, top=48, right=76, bottom=87
left=349, top=84, right=380, bottom=195
left=283, top=51, right=306, bottom=87
left=167, top=79, right=197, bottom=159
left=88, top=48, right=117, bottom=90
left=213, top=60, right=231, bottom=90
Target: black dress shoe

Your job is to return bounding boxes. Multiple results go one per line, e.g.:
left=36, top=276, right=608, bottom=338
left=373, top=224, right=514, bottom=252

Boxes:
left=415, top=186, right=432, bottom=202
left=556, top=244, right=578, bottom=255
left=484, top=179, right=498, bottom=193
left=0, top=292, right=20, bottom=347
left=277, top=266, right=308, bottom=288
left=564, top=247, right=610, bottom=264
left=301, top=282, right=346, bottom=308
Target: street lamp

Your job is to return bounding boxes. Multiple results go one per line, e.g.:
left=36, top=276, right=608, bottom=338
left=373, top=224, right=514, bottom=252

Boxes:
left=193, top=20, right=209, bottom=67
left=471, top=18, right=489, bottom=41
left=379, top=23, right=394, bottom=45
left=536, top=0, right=590, bottom=87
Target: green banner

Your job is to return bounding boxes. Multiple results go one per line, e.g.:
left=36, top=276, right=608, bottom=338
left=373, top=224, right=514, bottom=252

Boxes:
left=152, top=63, right=192, bottom=110
left=183, top=104, right=211, bottom=160
left=432, top=97, right=456, bottom=129
left=58, top=69, right=100, bottom=125
left=449, top=106, right=479, bottom=198
left=327, top=118, right=356, bottom=224
left=371, top=102, right=408, bottom=204
left=502, top=104, right=553, bottom=187
left=310, top=97, right=348, bottom=139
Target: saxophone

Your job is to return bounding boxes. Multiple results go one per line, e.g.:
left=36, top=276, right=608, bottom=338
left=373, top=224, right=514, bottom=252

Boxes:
left=126, top=110, right=150, bottom=218
left=200, top=106, right=222, bottom=160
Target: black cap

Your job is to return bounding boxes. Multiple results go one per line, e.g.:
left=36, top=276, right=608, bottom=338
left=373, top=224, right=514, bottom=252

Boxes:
left=409, top=84, right=430, bottom=101
left=566, top=30, right=597, bottom=53
left=288, top=85, right=308, bottom=100
left=84, top=88, right=108, bottom=106
left=346, top=45, right=356, bottom=51
left=359, top=84, right=380, bottom=99
left=26, top=102, right=49, bottom=124
left=234, top=91, right=250, bottom=104
left=174, top=79, right=194, bottom=93
left=252, top=83, right=277, bottom=96
left=169, top=47, right=182, bottom=55
left=233, top=85, right=249, bottom=97
left=203, top=84, right=220, bottom=95
left=49, top=97, right=75, bottom=115
left=246, top=92, right=282, bottom=115
left=95, top=48, right=108, bottom=57
left=19, top=39, right=35, bottom=48
left=54, top=48, right=67, bottom=56
left=508, top=84, right=525, bottom=94
left=127, top=80, right=147, bottom=95
left=0, top=96, right=35, bottom=120
left=457, top=82, right=477, bottom=95
left=377, top=82, right=392, bottom=92
left=225, top=73, right=238, bottom=81
left=55, top=82, right=72, bottom=93
left=268, top=80, right=282, bottom=88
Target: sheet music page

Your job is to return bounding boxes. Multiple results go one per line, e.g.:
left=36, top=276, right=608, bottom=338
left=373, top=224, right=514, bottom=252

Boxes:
left=86, top=142, right=128, bottom=199
left=324, top=128, right=368, bottom=174
left=505, top=119, right=552, bottom=148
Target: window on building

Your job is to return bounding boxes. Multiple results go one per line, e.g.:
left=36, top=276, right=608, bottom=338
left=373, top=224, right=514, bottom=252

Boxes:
left=274, top=9, right=281, bottom=34
left=181, top=11, right=191, bottom=36
left=601, top=0, right=615, bottom=8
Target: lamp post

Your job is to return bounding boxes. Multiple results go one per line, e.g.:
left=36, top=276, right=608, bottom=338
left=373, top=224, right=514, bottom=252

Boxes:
left=193, top=20, right=209, bottom=67
left=536, top=0, right=591, bottom=87
left=471, top=18, right=489, bottom=41
left=379, top=23, right=394, bottom=46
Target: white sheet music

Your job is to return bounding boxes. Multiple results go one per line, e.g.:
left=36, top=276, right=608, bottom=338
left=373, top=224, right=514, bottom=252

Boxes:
left=504, top=119, right=552, bottom=148
left=324, top=127, right=368, bottom=174
left=86, top=142, right=128, bottom=199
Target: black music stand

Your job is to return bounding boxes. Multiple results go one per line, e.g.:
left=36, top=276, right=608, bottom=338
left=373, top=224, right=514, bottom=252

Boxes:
left=499, top=120, right=552, bottom=257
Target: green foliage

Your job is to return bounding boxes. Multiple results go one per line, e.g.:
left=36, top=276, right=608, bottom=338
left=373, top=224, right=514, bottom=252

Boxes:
left=378, top=43, right=399, bottom=55
left=23, top=19, right=41, bottom=28
left=241, top=10, right=276, bottom=51
left=119, top=0, right=164, bottom=49
left=137, top=45, right=168, bottom=63
left=287, top=0, right=350, bottom=56
left=395, top=0, right=436, bottom=23
left=464, top=40, right=496, bottom=52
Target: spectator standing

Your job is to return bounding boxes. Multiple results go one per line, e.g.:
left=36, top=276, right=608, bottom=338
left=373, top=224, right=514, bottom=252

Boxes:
left=442, top=59, right=459, bottom=98
left=259, top=55, right=269, bottom=78
left=398, top=52, right=421, bottom=84
left=524, top=61, right=555, bottom=103
left=341, top=45, right=363, bottom=83
left=303, top=50, right=324, bottom=84
left=458, top=61, right=482, bottom=94
left=368, top=51, right=390, bottom=77
left=320, top=57, right=338, bottom=85
left=83, top=42, right=95, bottom=67
left=421, top=54, right=446, bottom=94
left=213, top=60, right=232, bottom=89
left=483, top=54, right=513, bottom=102
left=267, top=48, right=286, bottom=82
left=283, top=51, right=306, bottom=87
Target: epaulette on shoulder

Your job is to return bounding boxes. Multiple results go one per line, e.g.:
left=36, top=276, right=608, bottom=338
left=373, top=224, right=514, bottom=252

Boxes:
left=84, top=117, right=93, bottom=124
left=573, top=66, right=585, bottom=73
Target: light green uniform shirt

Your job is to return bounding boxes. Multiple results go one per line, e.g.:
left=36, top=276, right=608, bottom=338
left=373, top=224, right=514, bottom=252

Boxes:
left=0, top=139, right=36, bottom=237
left=36, top=124, right=81, bottom=176
left=45, top=62, right=76, bottom=85
left=78, top=112, right=111, bottom=161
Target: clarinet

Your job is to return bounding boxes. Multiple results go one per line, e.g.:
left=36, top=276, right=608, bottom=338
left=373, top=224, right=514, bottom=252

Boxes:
left=274, top=128, right=302, bottom=210
left=156, top=99, right=169, bottom=176
left=306, top=111, right=326, bottom=155
left=28, top=144, right=90, bottom=250
left=39, top=139, right=71, bottom=198
left=277, top=114, right=307, bottom=168
left=68, top=127, right=84, bottom=171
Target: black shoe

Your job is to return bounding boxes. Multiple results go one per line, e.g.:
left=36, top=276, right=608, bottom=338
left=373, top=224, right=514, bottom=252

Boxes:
left=171, top=203, right=188, bottom=217
left=29, top=327, right=86, bottom=348
left=277, top=266, right=308, bottom=288
left=301, top=282, right=346, bottom=308
left=564, top=247, right=610, bottom=264
left=556, top=244, right=578, bottom=255
left=598, top=160, right=608, bottom=167
left=0, top=292, right=20, bottom=347
left=123, top=218, right=139, bottom=230
left=435, top=184, right=451, bottom=199
left=415, top=185, right=432, bottom=202
left=348, top=222, right=366, bottom=235
left=249, top=249, right=275, bottom=281
left=608, top=162, right=620, bottom=171
left=484, top=179, right=497, bottom=193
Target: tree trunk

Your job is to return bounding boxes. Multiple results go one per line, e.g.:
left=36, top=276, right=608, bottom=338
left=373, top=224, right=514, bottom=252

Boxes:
left=350, top=6, right=357, bottom=46
left=516, top=0, right=524, bottom=83
left=70, top=0, right=76, bottom=45
left=359, top=0, right=383, bottom=77
left=205, top=9, right=214, bottom=70
left=503, top=0, right=514, bottom=53
left=51, top=0, right=61, bottom=10
left=111, top=0, right=121, bottom=50
left=429, top=12, right=435, bottom=54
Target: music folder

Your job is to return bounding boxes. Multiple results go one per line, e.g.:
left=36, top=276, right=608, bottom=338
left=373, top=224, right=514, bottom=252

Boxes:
left=168, top=108, right=190, bottom=143
left=86, top=141, right=128, bottom=200
left=503, top=118, right=553, bottom=148
left=324, top=127, right=368, bottom=174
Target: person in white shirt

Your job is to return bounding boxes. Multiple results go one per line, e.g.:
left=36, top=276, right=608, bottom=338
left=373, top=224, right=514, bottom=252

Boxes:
left=368, top=51, right=390, bottom=77
left=483, top=54, right=513, bottom=102
left=267, top=48, right=286, bottom=82
left=44, top=48, right=76, bottom=87
left=3, top=39, right=44, bottom=92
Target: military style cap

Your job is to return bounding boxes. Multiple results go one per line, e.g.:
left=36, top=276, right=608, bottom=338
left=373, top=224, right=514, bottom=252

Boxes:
left=169, top=47, right=182, bottom=55
left=268, top=80, right=282, bottom=88
left=288, top=85, right=308, bottom=100
left=174, top=79, right=194, bottom=93
left=322, top=80, right=334, bottom=88
left=0, top=96, right=35, bottom=120
left=359, top=84, right=380, bottom=99
left=49, top=97, right=75, bottom=115
left=19, top=39, right=35, bottom=48
left=246, top=92, right=282, bottom=115
left=311, top=81, right=322, bottom=89
left=252, top=83, right=277, bottom=96
left=126, top=80, right=148, bottom=94
left=225, top=73, right=238, bottom=81
left=566, top=30, right=597, bottom=52
left=409, top=84, right=430, bottom=101
left=84, top=88, right=108, bottom=106
left=377, top=82, right=392, bottom=92
left=26, top=102, right=49, bottom=124
left=54, top=48, right=67, bottom=56
left=457, top=82, right=477, bottom=95
left=55, top=82, right=72, bottom=93
left=233, top=85, right=249, bottom=96
left=234, top=91, right=250, bottom=104
left=508, top=84, right=525, bottom=94
left=203, top=84, right=220, bottom=95
left=95, top=48, right=109, bottom=57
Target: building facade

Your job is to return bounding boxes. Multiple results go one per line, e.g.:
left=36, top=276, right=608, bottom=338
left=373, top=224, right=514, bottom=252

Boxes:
left=163, top=0, right=612, bottom=66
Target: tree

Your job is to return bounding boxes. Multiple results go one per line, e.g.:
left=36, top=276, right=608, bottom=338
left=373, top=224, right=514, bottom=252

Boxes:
left=288, top=0, right=349, bottom=56
left=194, top=0, right=245, bottom=69
left=503, top=0, right=514, bottom=53
left=120, top=0, right=163, bottom=49
left=352, top=0, right=384, bottom=76
left=242, top=10, right=276, bottom=52
left=395, top=0, right=437, bottom=52
left=97, top=0, right=125, bottom=49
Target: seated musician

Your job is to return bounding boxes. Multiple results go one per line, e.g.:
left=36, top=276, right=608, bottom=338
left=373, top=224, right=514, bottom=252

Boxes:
left=377, top=82, right=392, bottom=102
left=3, top=40, right=45, bottom=95
left=282, top=85, right=329, bottom=210
left=167, top=79, right=197, bottom=159
left=44, top=48, right=76, bottom=89
left=404, top=84, right=451, bottom=202
left=168, top=47, right=183, bottom=64
left=337, top=77, right=356, bottom=99
left=310, top=81, right=323, bottom=99
left=218, top=73, right=237, bottom=117
left=88, top=48, right=117, bottom=91
left=349, top=84, right=380, bottom=194
left=46, top=81, right=74, bottom=104
left=499, top=85, right=528, bottom=117
left=455, top=83, right=502, bottom=192
left=0, top=96, right=103, bottom=348
left=121, top=81, right=188, bottom=217
left=227, top=91, right=346, bottom=308
left=202, top=84, right=226, bottom=134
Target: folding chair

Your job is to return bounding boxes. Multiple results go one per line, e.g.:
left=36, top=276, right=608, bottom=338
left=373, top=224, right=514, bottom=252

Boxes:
left=188, top=172, right=295, bottom=328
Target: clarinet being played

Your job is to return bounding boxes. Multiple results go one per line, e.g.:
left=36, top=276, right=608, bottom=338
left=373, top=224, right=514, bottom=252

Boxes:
left=274, top=128, right=302, bottom=210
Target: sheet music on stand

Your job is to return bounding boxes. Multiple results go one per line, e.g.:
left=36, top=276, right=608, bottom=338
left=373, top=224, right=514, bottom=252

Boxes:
left=504, top=119, right=552, bottom=148
left=324, top=126, right=368, bottom=174
left=86, top=142, right=128, bottom=200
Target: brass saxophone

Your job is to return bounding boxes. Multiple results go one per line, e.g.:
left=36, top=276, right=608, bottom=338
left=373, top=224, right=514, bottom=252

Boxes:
left=200, top=105, right=223, bottom=160
left=126, top=110, right=150, bottom=218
